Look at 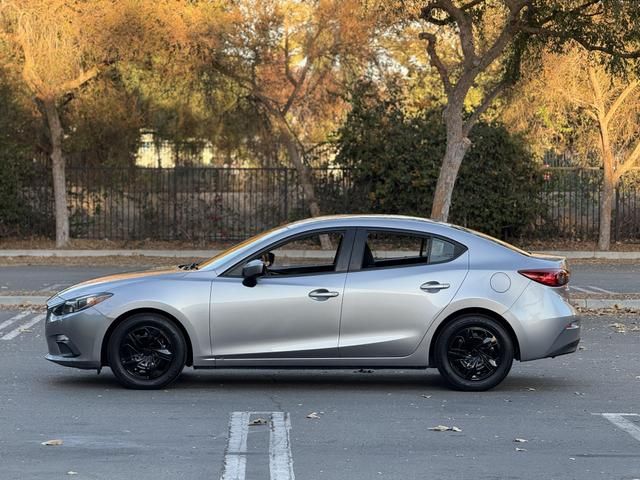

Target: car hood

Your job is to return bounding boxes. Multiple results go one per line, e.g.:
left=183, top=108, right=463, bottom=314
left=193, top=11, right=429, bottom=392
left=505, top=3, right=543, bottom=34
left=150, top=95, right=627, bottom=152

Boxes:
left=53, top=268, right=187, bottom=301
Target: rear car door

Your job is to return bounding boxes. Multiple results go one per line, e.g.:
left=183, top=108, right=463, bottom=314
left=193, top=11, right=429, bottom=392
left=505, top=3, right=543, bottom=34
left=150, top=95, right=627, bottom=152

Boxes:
left=339, top=228, right=469, bottom=358
left=210, top=229, right=355, bottom=360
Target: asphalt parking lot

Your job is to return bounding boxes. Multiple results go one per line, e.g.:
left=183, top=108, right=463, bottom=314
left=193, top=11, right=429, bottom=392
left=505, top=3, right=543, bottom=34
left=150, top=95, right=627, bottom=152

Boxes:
left=1, top=307, right=639, bottom=480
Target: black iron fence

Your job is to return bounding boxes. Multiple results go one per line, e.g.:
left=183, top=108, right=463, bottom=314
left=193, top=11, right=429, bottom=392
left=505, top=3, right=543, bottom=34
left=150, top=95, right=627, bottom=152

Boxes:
left=10, top=164, right=640, bottom=242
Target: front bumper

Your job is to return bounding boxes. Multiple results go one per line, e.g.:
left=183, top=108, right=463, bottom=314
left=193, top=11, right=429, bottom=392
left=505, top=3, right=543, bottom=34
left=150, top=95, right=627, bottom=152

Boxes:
left=44, top=304, right=108, bottom=370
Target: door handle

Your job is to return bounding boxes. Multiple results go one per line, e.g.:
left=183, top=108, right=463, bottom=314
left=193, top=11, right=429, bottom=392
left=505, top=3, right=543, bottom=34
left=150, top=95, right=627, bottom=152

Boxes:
left=308, top=288, right=340, bottom=300
left=420, top=281, right=450, bottom=292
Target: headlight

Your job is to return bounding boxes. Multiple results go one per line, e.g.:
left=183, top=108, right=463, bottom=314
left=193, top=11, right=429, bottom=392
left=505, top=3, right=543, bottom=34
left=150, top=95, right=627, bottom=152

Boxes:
left=51, top=293, right=113, bottom=316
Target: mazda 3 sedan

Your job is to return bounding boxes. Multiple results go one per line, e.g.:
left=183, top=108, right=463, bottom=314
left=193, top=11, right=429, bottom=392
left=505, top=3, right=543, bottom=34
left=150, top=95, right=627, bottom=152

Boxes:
left=45, top=215, right=580, bottom=391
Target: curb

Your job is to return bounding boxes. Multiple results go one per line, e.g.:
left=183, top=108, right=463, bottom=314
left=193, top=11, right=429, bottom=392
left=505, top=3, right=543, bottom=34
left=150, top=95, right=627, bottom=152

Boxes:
left=1, top=296, right=638, bottom=310
left=571, top=298, right=640, bottom=310
left=0, top=296, right=50, bottom=306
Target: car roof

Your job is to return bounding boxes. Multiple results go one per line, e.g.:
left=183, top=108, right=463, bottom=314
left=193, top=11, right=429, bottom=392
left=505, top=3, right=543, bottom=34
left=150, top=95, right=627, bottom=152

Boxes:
left=283, top=214, right=442, bottom=230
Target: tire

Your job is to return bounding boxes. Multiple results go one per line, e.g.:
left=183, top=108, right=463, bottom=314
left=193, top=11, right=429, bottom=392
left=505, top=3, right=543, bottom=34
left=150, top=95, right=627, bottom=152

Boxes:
left=434, top=314, right=514, bottom=391
left=107, top=313, right=187, bottom=390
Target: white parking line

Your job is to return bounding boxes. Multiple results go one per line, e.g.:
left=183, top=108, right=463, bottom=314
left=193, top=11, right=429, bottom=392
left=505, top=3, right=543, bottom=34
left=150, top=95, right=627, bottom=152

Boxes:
left=269, top=412, right=295, bottom=480
left=220, top=412, right=295, bottom=480
left=586, top=285, right=616, bottom=294
left=39, top=283, right=67, bottom=292
left=570, top=286, right=593, bottom=293
left=220, top=412, right=251, bottom=480
left=1, top=313, right=46, bottom=341
left=600, top=413, right=640, bottom=442
left=0, top=311, right=32, bottom=333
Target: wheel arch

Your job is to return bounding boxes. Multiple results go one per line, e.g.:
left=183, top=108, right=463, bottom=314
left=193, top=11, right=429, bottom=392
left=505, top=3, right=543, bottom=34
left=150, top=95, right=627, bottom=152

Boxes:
left=428, top=307, right=520, bottom=366
left=100, top=308, right=194, bottom=367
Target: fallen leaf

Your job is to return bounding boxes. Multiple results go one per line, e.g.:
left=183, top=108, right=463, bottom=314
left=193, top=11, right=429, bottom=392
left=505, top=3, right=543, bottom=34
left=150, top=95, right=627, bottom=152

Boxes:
left=514, top=438, right=528, bottom=443
left=515, top=447, right=527, bottom=452
left=248, top=418, right=267, bottom=426
left=429, top=425, right=450, bottom=432
left=609, top=323, right=626, bottom=333
left=20, top=328, right=33, bottom=333
left=306, top=412, right=321, bottom=419
left=429, top=425, right=461, bottom=432
left=41, top=439, right=63, bottom=446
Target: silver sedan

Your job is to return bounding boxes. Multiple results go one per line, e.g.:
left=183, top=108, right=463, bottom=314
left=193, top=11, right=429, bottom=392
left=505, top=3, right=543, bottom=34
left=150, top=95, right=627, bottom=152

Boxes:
left=45, top=215, right=580, bottom=391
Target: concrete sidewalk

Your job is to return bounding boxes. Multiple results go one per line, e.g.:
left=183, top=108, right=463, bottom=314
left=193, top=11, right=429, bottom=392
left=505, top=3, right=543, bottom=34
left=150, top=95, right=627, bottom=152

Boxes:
left=1, top=248, right=640, bottom=259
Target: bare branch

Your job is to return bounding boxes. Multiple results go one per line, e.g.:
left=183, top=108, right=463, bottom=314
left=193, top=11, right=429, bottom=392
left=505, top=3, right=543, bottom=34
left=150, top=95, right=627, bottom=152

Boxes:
left=463, top=80, right=509, bottom=135
left=617, top=142, right=640, bottom=180
left=605, top=81, right=639, bottom=125
left=58, top=66, right=100, bottom=94
left=421, top=0, right=477, bottom=63
left=284, top=30, right=297, bottom=88
left=419, top=31, right=452, bottom=94
left=519, top=25, right=640, bottom=59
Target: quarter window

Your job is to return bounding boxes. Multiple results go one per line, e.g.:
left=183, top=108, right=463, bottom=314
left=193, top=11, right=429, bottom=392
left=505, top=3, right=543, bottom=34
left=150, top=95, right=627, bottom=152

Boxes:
left=362, top=231, right=461, bottom=269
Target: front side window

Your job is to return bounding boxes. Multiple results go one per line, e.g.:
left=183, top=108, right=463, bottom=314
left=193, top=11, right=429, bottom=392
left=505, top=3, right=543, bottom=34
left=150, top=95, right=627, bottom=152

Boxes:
left=229, top=230, right=345, bottom=277
left=362, top=231, right=462, bottom=269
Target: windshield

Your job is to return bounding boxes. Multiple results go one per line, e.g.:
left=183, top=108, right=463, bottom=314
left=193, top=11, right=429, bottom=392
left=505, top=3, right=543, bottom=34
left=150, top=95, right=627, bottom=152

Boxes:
left=196, top=225, right=287, bottom=270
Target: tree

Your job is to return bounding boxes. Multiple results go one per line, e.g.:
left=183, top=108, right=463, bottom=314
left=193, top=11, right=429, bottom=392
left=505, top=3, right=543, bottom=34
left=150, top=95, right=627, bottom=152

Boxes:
left=506, top=50, right=640, bottom=250
left=205, top=0, right=376, bottom=235
left=384, top=0, right=640, bottom=222
left=335, top=81, right=542, bottom=238
left=0, top=1, right=115, bottom=246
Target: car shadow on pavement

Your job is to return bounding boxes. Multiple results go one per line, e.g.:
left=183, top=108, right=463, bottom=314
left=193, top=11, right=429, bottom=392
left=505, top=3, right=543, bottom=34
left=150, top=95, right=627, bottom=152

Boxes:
left=44, top=368, right=580, bottom=394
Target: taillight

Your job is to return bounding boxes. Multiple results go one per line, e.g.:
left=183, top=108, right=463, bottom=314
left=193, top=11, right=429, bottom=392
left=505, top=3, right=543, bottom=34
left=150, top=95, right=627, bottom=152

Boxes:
left=518, top=268, right=569, bottom=287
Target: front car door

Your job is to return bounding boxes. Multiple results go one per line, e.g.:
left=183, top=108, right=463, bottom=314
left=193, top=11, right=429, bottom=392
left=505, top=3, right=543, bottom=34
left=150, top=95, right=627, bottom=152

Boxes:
left=210, top=228, right=355, bottom=362
left=339, top=228, right=469, bottom=358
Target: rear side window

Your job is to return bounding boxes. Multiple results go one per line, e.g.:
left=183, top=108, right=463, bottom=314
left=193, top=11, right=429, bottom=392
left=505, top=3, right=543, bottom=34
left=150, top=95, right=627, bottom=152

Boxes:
left=362, top=231, right=463, bottom=269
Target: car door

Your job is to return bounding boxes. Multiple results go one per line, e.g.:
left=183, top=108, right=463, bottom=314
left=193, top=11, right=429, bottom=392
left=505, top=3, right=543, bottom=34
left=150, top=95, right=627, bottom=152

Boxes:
left=339, top=228, right=469, bottom=358
left=210, top=229, right=355, bottom=360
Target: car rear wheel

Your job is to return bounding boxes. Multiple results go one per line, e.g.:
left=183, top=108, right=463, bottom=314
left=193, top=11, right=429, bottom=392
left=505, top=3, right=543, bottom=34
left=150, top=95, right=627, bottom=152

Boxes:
left=435, top=315, right=514, bottom=391
left=107, top=313, right=187, bottom=389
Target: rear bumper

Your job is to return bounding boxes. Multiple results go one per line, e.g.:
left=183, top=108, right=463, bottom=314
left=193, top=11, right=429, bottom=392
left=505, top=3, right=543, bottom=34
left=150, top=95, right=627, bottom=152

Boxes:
left=542, top=320, right=580, bottom=358
left=505, top=282, right=581, bottom=361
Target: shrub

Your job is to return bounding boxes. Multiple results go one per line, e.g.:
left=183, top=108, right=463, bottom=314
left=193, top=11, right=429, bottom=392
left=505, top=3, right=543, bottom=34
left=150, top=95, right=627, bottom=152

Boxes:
left=334, top=84, right=543, bottom=238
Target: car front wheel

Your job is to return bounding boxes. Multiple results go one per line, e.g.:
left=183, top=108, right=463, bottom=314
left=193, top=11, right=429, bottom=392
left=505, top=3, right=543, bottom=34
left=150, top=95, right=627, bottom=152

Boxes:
left=107, top=313, right=187, bottom=389
left=435, top=315, right=514, bottom=391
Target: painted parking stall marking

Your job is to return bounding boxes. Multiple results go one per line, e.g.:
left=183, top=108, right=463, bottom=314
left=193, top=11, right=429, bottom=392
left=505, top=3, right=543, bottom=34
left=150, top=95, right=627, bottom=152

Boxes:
left=570, top=285, right=616, bottom=294
left=0, top=311, right=32, bottom=333
left=1, top=313, right=46, bottom=340
left=220, top=411, right=295, bottom=480
left=599, top=414, right=640, bottom=442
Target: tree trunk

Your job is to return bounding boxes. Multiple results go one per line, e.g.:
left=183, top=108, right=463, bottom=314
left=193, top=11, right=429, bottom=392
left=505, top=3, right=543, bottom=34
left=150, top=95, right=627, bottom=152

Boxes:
left=595, top=111, right=616, bottom=251
left=42, top=98, right=70, bottom=247
left=281, top=130, right=332, bottom=249
left=598, top=169, right=614, bottom=251
left=430, top=110, right=471, bottom=222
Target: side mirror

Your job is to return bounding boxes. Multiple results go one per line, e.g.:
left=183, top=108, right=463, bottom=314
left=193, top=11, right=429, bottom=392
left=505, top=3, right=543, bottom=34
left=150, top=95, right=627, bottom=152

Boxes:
left=242, top=259, right=265, bottom=287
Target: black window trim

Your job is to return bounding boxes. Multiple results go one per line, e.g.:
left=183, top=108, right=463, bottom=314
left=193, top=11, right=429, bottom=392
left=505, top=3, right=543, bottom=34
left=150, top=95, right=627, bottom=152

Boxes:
left=221, top=227, right=357, bottom=279
left=348, top=227, right=468, bottom=272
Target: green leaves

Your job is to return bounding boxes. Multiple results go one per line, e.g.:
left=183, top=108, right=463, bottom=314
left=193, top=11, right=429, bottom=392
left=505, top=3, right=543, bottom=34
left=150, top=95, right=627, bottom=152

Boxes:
left=334, top=83, right=542, bottom=238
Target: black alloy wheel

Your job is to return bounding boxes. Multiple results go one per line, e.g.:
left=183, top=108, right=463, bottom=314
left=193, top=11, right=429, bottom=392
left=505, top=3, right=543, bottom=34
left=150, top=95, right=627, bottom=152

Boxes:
left=108, top=313, right=187, bottom=389
left=435, top=315, right=514, bottom=391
